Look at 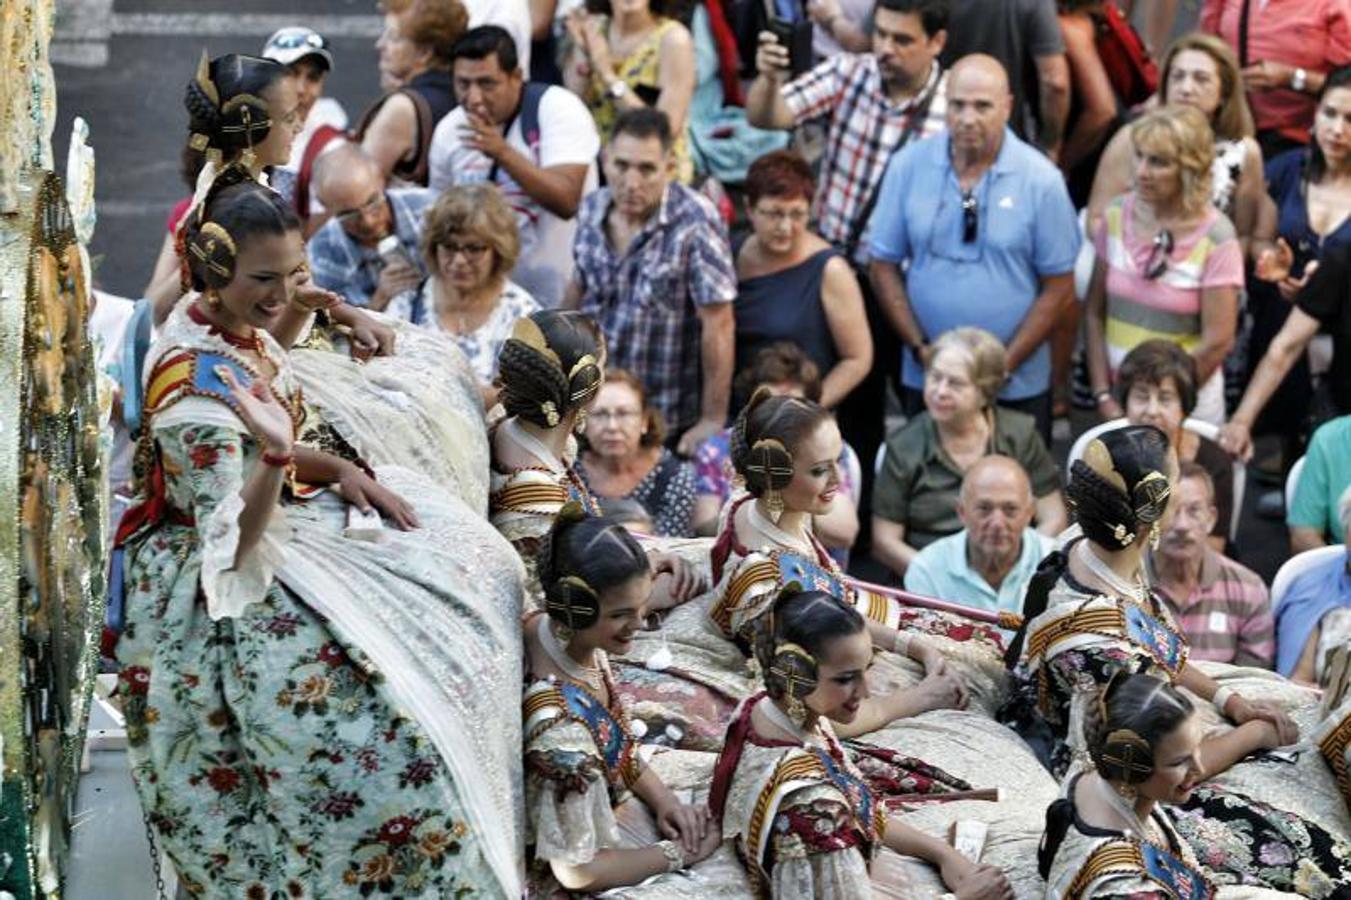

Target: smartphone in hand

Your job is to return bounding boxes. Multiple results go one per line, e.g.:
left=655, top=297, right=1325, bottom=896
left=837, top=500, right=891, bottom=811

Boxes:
left=767, top=17, right=813, bottom=77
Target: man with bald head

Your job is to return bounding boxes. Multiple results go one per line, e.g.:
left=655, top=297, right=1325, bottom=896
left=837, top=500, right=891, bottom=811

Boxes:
left=869, top=54, right=1078, bottom=442
left=306, top=142, right=433, bottom=309
left=904, top=454, right=1052, bottom=623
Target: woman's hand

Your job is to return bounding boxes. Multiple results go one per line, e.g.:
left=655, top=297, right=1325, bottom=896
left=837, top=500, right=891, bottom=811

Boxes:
left=913, top=669, right=968, bottom=713
left=338, top=306, right=397, bottom=360
left=656, top=800, right=710, bottom=858
left=1228, top=695, right=1299, bottom=746
left=218, top=367, right=293, bottom=454
left=1217, top=420, right=1253, bottom=461
left=291, top=282, right=343, bottom=314
left=913, top=639, right=949, bottom=678
left=1241, top=60, right=1295, bottom=92
left=1255, top=237, right=1295, bottom=283
left=336, top=462, right=420, bottom=530
left=1095, top=393, right=1124, bottom=421
left=945, top=859, right=1015, bottom=900
left=648, top=551, right=706, bottom=604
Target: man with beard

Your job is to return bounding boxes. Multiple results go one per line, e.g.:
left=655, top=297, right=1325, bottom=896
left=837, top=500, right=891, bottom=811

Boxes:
left=1148, top=462, right=1275, bottom=668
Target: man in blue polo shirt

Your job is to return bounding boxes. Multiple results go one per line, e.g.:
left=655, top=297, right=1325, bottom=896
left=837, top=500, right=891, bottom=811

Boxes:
left=904, top=455, right=1052, bottom=630
left=868, top=53, right=1078, bottom=442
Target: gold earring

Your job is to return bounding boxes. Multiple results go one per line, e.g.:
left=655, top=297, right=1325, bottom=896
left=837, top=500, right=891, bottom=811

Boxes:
left=556, top=623, right=574, bottom=646
left=783, top=692, right=807, bottom=726
left=205, top=289, right=222, bottom=309
left=765, top=488, right=785, bottom=524
left=573, top=409, right=588, bottom=434
left=1149, top=520, right=1162, bottom=551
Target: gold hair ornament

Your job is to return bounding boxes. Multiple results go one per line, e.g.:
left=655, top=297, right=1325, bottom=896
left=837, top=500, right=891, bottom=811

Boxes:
left=188, top=222, right=238, bottom=281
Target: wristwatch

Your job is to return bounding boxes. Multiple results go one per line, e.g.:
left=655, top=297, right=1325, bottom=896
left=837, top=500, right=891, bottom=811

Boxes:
left=607, top=79, right=629, bottom=101
left=1291, top=67, right=1309, bottom=92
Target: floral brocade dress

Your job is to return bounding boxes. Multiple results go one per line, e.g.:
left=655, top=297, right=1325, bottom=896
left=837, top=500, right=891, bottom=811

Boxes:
left=114, top=305, right=525, bottom=898
left=1015, top=542, right=1351, bottom=896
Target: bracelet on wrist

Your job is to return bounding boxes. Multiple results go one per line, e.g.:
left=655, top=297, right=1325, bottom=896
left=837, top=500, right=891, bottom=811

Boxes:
left=1212, top=685, right=1237, bottom=718
left=1094, top=390, right=1114, bottom=405
left=891, top=630, right=913, bottom=657
left=656, top=839, right=686, bottom=873
left=261, top=448, right=295, bottom=468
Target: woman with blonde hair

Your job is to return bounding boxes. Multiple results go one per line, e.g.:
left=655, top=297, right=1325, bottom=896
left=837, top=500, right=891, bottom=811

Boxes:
left=1089, top=33, right=1262, bottom=245
left=1086, top=106, right=1243, bottom=425
left=872, top=327, right=1066, bottom=579
left=386, top=183, right=540, bottom=387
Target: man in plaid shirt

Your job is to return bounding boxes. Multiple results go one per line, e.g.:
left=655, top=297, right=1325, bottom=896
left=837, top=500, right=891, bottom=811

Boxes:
left=746, top=0, right=952, bottom=257
left=564, top=109, right=736, bottom=454
left=1149, top=463, right=1275, bottom=668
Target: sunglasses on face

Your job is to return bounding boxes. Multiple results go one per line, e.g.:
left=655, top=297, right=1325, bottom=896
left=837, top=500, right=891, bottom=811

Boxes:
left=961, top=190, right=978, bottom=244
left=1144, top=229, right=1175, bottom=280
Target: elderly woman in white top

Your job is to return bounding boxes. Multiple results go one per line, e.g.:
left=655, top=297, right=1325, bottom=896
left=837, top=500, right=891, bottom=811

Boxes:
left=386, top=183, right=539, bottom=398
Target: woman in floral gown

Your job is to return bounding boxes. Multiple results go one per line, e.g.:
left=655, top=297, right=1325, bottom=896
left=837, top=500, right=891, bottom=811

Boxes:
left=711, top=588, right=1015, bottom=899
left=1007, top=424, right=1351, bottom=892
left=114, top=183, right=525, bottom=898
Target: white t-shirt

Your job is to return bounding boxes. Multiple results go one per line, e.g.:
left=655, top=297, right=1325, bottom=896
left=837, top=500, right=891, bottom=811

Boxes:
left=463, top=0, right=533, bottom=75
left=427, top=85, right=599, bottom=308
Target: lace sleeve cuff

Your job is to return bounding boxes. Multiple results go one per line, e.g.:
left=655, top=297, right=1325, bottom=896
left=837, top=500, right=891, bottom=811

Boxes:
left=526, top=749, right=620, bottom=865
left=199, top=488, right=289, bottom=620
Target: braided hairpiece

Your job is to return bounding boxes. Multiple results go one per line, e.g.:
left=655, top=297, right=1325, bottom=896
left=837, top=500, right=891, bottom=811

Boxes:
left=1076, top=438, right=1172, bottom=547
left=1090, top=672, right=1184, bottom=786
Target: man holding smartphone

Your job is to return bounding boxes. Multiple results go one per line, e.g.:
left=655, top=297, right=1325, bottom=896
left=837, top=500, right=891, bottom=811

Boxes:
left=746, top=0, right=951, bottom=261
left=746, top=0, right=952, bottom=552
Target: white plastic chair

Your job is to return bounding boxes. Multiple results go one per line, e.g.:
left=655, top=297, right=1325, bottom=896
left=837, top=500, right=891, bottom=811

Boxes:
left=842, top=441, right=863, bottom=506
left=1270, top=544, right=1345, bottom=617
left=1067, top=417, right=1245, bottom=542
left=1285, top=456, right=1307, bottom=517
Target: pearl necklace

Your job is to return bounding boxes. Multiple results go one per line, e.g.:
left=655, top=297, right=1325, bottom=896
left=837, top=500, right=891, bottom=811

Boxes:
left=1089, top=774, right=1162, bottom=847
left=758, top=695, right=817, bottom=745
left=747, top=500, right=815, bottom=556
left=505, top=417, right=565, bottom=472
left=539, top=619, right=602, bottom=691
left=1076, top=540, right=1148, bottom=606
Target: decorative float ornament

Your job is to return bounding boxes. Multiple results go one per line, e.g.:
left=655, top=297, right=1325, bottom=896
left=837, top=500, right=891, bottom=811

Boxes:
left=0, top=167, right=106, bottom=900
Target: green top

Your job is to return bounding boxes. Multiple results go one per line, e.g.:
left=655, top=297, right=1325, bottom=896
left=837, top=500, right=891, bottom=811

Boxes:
left=1288, top=414, right=1351, bottom=544
left=872, top=407, right=1061, bottom=550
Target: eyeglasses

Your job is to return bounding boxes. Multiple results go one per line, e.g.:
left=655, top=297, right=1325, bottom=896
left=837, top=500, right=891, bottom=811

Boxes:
left=441, top=241, right=492, bottom=260
left=1144, top=229, right=1175, bottom=280
left=752, top=205, right=810, bottom=224
left=591, top=408, right=642, bottom=424
left=334, top=193, right=385, bottom=223
left=961, top=190, right=978, bottom=244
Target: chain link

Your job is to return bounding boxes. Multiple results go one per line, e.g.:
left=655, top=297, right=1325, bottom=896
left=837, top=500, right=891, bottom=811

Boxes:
left=141, top=808, right=169, bottom=900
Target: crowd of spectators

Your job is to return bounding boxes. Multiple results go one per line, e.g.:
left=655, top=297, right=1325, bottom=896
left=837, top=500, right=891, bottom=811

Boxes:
left=136, top=0, right=1351, bottom=678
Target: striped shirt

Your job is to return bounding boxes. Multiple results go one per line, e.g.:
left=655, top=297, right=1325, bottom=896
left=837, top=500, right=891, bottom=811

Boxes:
left=1149, top=548, right=1275, bottom=667
left=781, top=56, right=948, bottom=255
left=1096, top=194, right=1243, bottom=375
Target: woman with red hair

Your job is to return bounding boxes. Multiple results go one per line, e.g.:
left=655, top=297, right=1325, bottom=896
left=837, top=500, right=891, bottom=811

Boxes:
left=734, top=150, right=872, bottom=410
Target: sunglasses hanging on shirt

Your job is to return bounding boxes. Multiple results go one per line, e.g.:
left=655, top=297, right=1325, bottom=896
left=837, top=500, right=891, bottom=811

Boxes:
left=961, top=190, right=978, bottom=244
left=1143, top=229, right=1175, bottom=280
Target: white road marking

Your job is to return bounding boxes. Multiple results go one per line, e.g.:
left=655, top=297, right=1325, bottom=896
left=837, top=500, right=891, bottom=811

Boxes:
left=54, top=10, right=380, bottom=67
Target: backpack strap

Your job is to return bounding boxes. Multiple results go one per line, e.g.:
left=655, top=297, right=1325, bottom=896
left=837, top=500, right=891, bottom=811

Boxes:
left=352, top=88, right=436, bottom=185
left=488, top=82, right=551, bottom=183
left=294, top=124, right=347, bottom=219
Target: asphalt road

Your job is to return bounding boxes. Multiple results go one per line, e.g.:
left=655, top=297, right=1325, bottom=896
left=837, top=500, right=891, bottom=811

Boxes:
left=52, top=0, right=386, bottom=299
